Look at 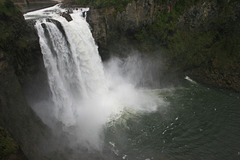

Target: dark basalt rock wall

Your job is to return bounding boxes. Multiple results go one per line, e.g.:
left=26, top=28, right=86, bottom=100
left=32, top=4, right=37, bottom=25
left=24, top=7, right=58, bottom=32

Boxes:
left=87, top=0, right=156, bottom=40
left=0, top=48, right=51, bottom=160
left=0, top=2, right=51, bottom=159
left=177, top=1, right=240, bottom=92
left=87, top=0, right=158, bottom=59
left=86, top=0, right=240, bottom=92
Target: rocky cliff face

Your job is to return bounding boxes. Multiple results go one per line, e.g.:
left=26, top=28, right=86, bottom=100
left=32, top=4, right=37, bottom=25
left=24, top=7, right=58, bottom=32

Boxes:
left=0, top=47, right=50, bottom=160
left=87, top=0, right=240, bottom=92
left=115, top=0, right=155, bottom=32
left=0, top=2, right=51, bottom=159
left=177, top=1, right=240, bottom=92
left=87, top=0, right=158, bottom=59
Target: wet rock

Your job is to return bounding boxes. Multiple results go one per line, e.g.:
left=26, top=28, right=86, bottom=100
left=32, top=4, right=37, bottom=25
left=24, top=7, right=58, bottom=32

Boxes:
left=87, top=8, right=107, bottom=47
left=185, top=64, right=240, bottom=92
left=61, top=12, right=73, bottom=22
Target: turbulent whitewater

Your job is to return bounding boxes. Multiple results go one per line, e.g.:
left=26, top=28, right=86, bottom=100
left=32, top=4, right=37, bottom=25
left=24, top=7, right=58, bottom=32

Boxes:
left=24, top=5, right=165, bottom=151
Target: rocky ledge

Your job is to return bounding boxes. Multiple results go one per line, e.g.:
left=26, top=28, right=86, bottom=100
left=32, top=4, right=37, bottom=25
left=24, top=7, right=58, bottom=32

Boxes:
left=186, top=65, right=240, bottom=92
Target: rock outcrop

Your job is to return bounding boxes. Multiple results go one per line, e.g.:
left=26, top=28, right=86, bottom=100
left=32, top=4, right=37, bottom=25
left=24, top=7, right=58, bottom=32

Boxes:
left=185, top=65, right=240, bottom=92
left=87, top=0, right=158, bottom=58
left=61, top=12, right=73, bottom=22
left=177, top=2, right=219, bottom=31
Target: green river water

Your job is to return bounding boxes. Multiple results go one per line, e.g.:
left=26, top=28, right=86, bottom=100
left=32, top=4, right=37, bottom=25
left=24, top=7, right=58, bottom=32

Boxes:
left=104, top=80, right=240, bottom=160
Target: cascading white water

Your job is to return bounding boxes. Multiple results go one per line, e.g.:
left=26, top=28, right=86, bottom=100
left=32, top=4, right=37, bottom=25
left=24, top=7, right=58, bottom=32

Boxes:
left=35, top=20, right=76, bottom=126
left=25, top=5, right=166, bottom=151
left=35, top=12, right=108, bottom=127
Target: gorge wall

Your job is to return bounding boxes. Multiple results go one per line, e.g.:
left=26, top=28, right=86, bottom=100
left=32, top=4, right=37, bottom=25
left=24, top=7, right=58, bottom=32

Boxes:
left=175, top=0, right=240, bottom=91
left=0, top=0, right=240, bottom=158
left=0, top=1, right=51, bottom=159
left=85, top=0, right=240, bottom=92
left=87, top=0, right=159, bottom=59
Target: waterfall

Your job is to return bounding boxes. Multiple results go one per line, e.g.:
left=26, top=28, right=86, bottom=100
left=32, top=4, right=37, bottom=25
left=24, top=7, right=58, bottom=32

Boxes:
left=34, top=9, right=108, bottom=127
left=25, top=5, right=165, bottom=151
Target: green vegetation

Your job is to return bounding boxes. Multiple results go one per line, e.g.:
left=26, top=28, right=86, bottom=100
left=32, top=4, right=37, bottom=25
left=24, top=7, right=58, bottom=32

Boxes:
left=169, top=0, right=240, bottom=69
left=0, top=127, right=19, bottom=159
left=169, top=26, right=240, bottom=69
left=0, top=0, right=19, bottom=49
left=135, top=0, right=240, bottom=69
left=135, top=0, right=198, bottom=47
left=74, top=0, right=132, bottom=11
left=0, top=0, right=29, bottom=65
left=73, top=0, right=240, bottom=71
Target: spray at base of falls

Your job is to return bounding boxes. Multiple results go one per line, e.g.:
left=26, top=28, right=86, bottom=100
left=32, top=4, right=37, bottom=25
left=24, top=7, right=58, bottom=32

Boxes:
left=25, top=5, right=166, bottom=151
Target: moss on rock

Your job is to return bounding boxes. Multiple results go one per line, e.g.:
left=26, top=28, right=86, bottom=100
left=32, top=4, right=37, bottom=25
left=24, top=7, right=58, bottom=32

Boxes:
left=0, top=127, right=27, bottom=160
